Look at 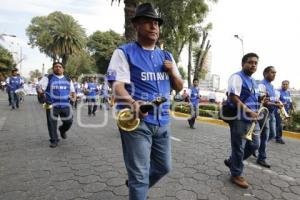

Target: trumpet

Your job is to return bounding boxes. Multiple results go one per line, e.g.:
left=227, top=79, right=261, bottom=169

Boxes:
left=244, top=106, right=269, bottom=141
left=117, top=97, right=167, bottom=132
left=278, top=101, right=290, bottom=121
left=43, top=103, right=53, bottom=109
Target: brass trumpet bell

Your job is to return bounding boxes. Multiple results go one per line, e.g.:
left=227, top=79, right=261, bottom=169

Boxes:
left=43, top=103, right=53, bottom=109
left=117, top=108, right=140, bottom=132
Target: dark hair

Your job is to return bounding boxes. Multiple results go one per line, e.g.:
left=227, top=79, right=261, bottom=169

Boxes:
left=193, top=78, right=199, bottom=82
left=11, top=68, right=18, bottom=73
left=263, top=66, right=274, bottom=76
left=282, top=80, right=290, bottom=84
left=52, top=61, right=63, bottom=68
left=241, top=53, right=259, bottom=66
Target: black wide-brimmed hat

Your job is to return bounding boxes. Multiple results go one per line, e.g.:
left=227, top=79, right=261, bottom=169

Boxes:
left=131, top=3, right=163, bottom=26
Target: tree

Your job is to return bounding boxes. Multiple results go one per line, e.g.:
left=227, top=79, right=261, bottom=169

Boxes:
left=87, top=30, right=125, bottom=74
left=147, top=0, right=215, bottom=63
left=64, top=51, right=96, bottom=78
left=0, top=45, right=16, bottom=73
left=193, top=25, right=212, bottom=82
left=178, top=66, right=187, bottom=80
left=111, top=0, right=139, bottom=42
left=111, top=0, right=216, bottom=63
left=26, top=11, right=86, bottom=66
left=29, top=69, right=42, bottom=81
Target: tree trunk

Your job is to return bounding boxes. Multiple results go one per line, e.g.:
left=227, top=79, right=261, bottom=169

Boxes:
left=193, top=31, right=209, bottom=81
left=124, top=0, right=137, bottom=42
left=187, top=37, right=192, bottom=88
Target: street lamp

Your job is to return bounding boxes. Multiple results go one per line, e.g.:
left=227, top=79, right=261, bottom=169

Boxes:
left=234, top=34, right=244, bottom=56
left=0, top=33, right=16, bottom=41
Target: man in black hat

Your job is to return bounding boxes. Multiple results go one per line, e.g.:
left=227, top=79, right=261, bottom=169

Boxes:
left=107, top=3, right=183, bottom=200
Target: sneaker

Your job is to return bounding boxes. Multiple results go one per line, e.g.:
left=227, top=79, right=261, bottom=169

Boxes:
left=190, top=126, right=196, bottom=129
left=49, top=142, right=58, bottom=148
left=59, top=126, right=67, bottom=139
left=231, top=176, right=249, bottom=189
left=257, top=160, right=271, bottom=168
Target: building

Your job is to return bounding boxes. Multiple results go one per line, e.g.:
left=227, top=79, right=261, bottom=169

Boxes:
left=199, top=74, right=220, bottom=91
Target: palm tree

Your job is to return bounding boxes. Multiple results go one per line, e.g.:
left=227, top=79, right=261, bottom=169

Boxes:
left=111, top=0, right=138, bottom=42
left=48, top=12, right=86, bottom=66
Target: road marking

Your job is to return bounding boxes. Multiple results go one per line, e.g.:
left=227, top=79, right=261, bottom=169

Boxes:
left=245, top=161, right=296, bottom=182
left=171, top=136, right=182, bottom=142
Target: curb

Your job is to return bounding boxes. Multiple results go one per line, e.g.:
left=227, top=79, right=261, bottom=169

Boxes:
left=171, top=111, right=300, bottom=140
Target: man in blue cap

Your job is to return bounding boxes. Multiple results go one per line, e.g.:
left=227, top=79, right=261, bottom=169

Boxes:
left=108, top=3, right=183, bottom=200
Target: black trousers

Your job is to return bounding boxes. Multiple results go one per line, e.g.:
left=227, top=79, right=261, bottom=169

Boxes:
left=87, top=97, right=97, bottom=115
left=46, top=106, right=73, bottom=143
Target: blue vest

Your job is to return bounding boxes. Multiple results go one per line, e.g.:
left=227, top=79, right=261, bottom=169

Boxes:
left=87, top=83, right=97, bottom=97
left=190, top=87, right=200, bottom=105
left=261, top=79, right=276, bottom=113
left=279, top=89, right=292, bottom=112
left=119, top=42, right=172, bottom=126
left=228, top=71, right=259, bottom=122
left=45, top=75, right=71, bottom=108
left=9, top=76, right=22, bottom=92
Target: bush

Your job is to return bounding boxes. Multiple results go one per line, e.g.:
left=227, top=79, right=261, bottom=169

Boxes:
left=173, top=103, right=219, bottom=118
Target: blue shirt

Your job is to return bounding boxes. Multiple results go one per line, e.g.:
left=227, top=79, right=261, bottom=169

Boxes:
left=86, top=83, right=97, bottom=97
left=190, top=87, right=200, bottom=105
left=111, top=42, right=176, bottom=126
left=279, top=89, right=292, bottom=112
left=260, top=79, right=276, bottom=113
left=45, top=76, right=71, bottom=108
left=8, top=76, right=22, bottom=92
left=228, top=71, right=259, bottom=122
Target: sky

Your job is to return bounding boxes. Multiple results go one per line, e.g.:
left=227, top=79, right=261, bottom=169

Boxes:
left=1, top=0, right=300, bottom=90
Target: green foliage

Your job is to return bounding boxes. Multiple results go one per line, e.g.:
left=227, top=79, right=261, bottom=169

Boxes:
left=29, top=69, right=42, bottom=81
left=64, top=51, right=96, bottom=78
left=178, top=66, right=187, bottom=80
left=174, top=103, right=219, bottom=118
left=144, top=0, right=213, bottom=62
left=0, top=45, right=15, bottom=72
left=87, top=30, right=125, bottom=74
left=26, top=11, right=86, bottom=66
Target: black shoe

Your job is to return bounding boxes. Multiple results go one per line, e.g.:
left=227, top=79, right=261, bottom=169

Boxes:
left=59, top=126, right=67, bottom=139
left=49, top=143, right=58, bottom=148
left=190, top=125, right=196, bottom=129
left=252, top=151, right=257, bottom=158
left=257, top=160, right=271, bottom=168
left=276, top=140, right=285, bottom=144
left=224, top=159, right=230, bottom=168
left=125, top=179, right=128, bottom=187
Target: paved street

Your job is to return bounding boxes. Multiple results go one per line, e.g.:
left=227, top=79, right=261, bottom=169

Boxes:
left=1, top=93, right=300, bottom=200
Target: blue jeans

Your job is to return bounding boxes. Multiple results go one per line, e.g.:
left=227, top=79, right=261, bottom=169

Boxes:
left=188, top=104, right=198, bottom=127
left=10, top=91, right=19, bottom=109
left=275, top=112, right=283, bottom=141
left=258, top=112, right=275, bottom=161
left=268, top=112, right=277, bottom=140
left=228, top=120, right=260, bottom=177
left=120, top=121, right=171, bottom=200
